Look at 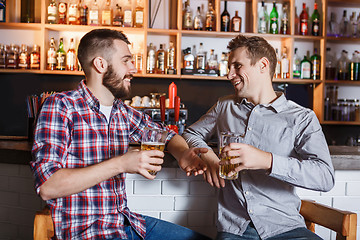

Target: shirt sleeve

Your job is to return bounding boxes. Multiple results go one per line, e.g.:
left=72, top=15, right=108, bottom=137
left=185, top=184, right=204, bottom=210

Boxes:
left=269, top=111, right=335, bottom=192
left=182, top=101, right=218, bottom=149
left=30, top=95, right=71, bottom=194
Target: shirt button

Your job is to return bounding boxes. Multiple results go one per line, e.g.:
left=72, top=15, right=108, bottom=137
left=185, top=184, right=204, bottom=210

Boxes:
left=254, top=109, right=257, bottom=112
left=248, top=127, right=252, bottom=131
left=245, top=191, right=249, bottom=195
left=249, top=209, right=253, bottom=214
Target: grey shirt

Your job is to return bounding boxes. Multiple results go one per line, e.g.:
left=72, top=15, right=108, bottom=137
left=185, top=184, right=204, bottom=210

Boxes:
left=183, top=93, right=335, bottom=239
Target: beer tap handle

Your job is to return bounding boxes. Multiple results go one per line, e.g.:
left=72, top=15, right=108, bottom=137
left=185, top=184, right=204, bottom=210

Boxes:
left=160, top=95, right=166, bottom=124
left=174, top=96, right=180, bottom=123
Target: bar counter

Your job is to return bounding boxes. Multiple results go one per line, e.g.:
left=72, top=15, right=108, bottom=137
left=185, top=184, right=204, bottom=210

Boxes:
left=1, top=139, right=359, bottom=170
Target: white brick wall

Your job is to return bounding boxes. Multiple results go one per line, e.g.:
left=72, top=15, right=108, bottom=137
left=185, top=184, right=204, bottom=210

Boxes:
left=0, top=163, right=359, bottom=240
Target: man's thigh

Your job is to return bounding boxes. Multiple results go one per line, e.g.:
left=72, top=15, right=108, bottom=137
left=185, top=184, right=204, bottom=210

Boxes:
left=267, top=227, right=323, bottom=240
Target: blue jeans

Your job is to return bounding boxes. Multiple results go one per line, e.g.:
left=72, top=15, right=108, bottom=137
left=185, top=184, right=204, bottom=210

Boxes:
left=216, top=222, right=323, bottom=240
left=119, top=215, right=211, bottom=240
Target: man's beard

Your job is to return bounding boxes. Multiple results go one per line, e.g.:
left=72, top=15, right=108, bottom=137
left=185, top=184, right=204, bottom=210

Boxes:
left=102, top=65, right=132, bottom=99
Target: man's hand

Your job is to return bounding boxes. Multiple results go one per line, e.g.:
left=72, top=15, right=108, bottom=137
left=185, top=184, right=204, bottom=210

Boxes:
left=219, top=143, right=273, bottom=177
left=117, top=149, right=165, bottom=179
left=201, top=150, right=225, bottom=188
left=178, top=147, right=209, bottom=176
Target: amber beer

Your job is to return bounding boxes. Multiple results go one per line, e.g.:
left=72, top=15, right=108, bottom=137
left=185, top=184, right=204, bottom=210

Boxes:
left=218, top=133, right=242, bottom=180
left=219, top=156, right=240, bottom=180
left=141, top=142, right=165, bottom=175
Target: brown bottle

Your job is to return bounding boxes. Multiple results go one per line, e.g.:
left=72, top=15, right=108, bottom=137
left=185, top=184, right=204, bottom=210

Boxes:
left=231, top=11, right=241, bottom=32
left=156, top=44, right=166, bottom=74
left=30, top=45, right=40, bottom=70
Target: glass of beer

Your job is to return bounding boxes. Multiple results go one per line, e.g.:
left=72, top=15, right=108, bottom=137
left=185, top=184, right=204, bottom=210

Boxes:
left=141, top=128, right=168, bottom=175
left=219, top=132, right=242, bottom=180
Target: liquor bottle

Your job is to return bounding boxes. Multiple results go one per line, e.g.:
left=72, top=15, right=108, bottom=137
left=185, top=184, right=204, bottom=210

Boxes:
left=123, top=0, right=133, bottom=27
left=280, top=4, right=289, bottom=35
left=221, top=1, right=230, bottom=32
left=350, top=12, right=357, bottom=38
left=0, top=44, right=6, bottom=68
left=66, top=38, right=77, bottom=71
left=194, top=6, right=203, bottom=30
left=207, top=49, right=218, bottom=70
left=183, top=0, right=192, bottom=30
left=337, top=50, right=349, bottom=80
left=281, top=46, right=289, bottom=78
left=68, top=0, right=78, bottom=25
left=293, top=48, right=301, bottom=78
left=89, top=0, right=99, bottom=26
left=56, top=38, right=66, bottom=70
left=146, top=43, right=156, bottom=74
left=357, top=13, right=360, bottom=38
left=112, top=4, right=123, bottom=27
left=219, top=52, right=228, bottom=77
left=18, top=44, right=29, bottom=69
left=30, top=44, right=40, bottom=70
left=58, top=1, right=67, bottom=24
left=325, top=48, right=336, bottom=80
left=274, top=48, right=281, bottom=78
left=47, top=37, right=56, bottom=70
left=205, top=1, right=215, bottom=31
left=183, top=47, right=194, bottom=70
left=79, top=0, right=88, bottom=25
left=299, top=3, right=308, bottom=35
left=294, top=6, right=299, bottom=35
left=134, top=0, right=144, bottom=28
left=258, top=1, right=268, bottom=34
left=0, top=0, right=5, bottom=23
left=311, top=48, right=321, bottom=80
left=101, top=0, right=112, bottom=26
left=231, top=10, right=241, bottom=32
left=269, top=1, right=278, bottom=34
left=349, top=51, right=359, bottom=81
left=311, top=3, right=320, bottom=36
left=21, top=0, right=35, bottom=23
left=156, top=44, right=166, bottom=74
left=339, top=10, right=350, bottom=37
left=300, top=54, right=311, bottom=79
left=166, top=41, right=176, bottom=74
left=196, top=42, right=206, bottom=70
left=134, top=46, right=143, bottom=73
left=327, top=12, right=339, bottom=37
left=47, top=0, right=57, bottom=24
left=6, top=44, right=18, bottom=69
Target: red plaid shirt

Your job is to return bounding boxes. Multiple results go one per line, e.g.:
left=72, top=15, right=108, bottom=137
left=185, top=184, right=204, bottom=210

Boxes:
left=30, top=80, right=175, bottom=239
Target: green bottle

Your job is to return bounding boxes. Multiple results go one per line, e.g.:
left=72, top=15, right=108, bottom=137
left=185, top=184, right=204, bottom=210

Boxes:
left=300, top=54, right=312, bottom=79
left=311, top=48, right=321, bottom=80
left=311, top=3, right=320, bottom=36
left=269, top=1, right=278, bottom=34
left=56, top=38, right=66, bottom=71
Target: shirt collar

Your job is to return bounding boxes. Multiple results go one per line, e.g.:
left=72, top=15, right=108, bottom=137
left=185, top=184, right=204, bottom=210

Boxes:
left=238, top=91, right=287, bottom=113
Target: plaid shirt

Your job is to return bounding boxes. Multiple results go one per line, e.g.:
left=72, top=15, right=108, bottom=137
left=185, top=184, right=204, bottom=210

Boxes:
left=30, top=80, right=175, bottom=239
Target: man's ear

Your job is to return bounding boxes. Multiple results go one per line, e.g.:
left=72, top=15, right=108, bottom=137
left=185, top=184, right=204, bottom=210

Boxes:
left=92, top=57, right=108, bottom=73
left=259, top=57, right=270, bottom=73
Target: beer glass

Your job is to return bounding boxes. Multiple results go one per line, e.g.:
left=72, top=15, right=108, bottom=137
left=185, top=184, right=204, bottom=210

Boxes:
left=219, top=132, right=242, bottom=180
left=141, top=128, right=168, bottom=175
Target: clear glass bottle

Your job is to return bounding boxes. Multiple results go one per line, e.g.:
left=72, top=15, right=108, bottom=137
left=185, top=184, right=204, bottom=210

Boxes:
left=101, top=0, right=112, bottom=26
left=18, top=44, right=29, bottom=69
left=56, top=38, right=66, bottom=70
left=280, top=4, right=289, bottom=35
left=311, top=3, right=320, bottom=36
left=89, top=0, right=99, bottom=26
left=112, top=4, right=123, bottom=27
left=67, top=38, right=77, bottom=71
left=47, top=37, right=56, bottom=70
left=183, top=0, right=192, bottom=30
left=6, top=44, right=18, bottom=69
left=281, top=46, right=289, bottom=78
left=68, top=0, right=78, bottom=25
left=293, top=48, right=301, bottom=78
left=194, top=6, right=203, bottom=30
left=79, top=0, right=88, bottom=25
left=156, top=44, right=166, bottom=74
left=328, top=12, right=339, bottom=37
left=207, top=49, right=218, bottom=70
left=183, top=47, right=194, bottom=70
left=30, top=44, right=40, bottom=70
left=299, top=3, right=308, bottom=35
left=123, top=0, right=133, bottom=27
left=325, top=47, right=336, bottom=80
left=231, top=10, right=241, bottom=32
left=258, top=1, right=268, bottom=34
left=274, top=48, right=281, bottom=78
left=219, top=52, right=228, bottom=77
left=350, top=12, right=358, bottom=38
left=205, top=1, right=215, bottom=31
left=221, top=1, right=230, bottom=32
left=337, top=50, right=349, bottom=80
left=300, top=54, right=312, bottom=79
left=269, top=1, right=278, bottom=34
left=21, top=0, right=35, bottom=23
left=47, top=0, right=57, bottom=24
left=146, top=43, right=156, bottom=74
left=311, top=48, right=321, bottom=80
left=134, top=0, right=144, bottom=28
left=0, top=44, right=6, bottom=68
left=0, top=0, right=5, bottom=22
left=196, top=42, right=206, bottom=70
left=349, top=50, right=359, bottom=81
left=166, top=41, right=176, bottom=74
left=339, top=10, right=350, bottom=37
left=58, top=1, right=67, bottom=24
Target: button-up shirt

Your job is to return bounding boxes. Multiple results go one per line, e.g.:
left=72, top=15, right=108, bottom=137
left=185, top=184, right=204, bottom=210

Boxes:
left=30, top=80, right=175, bottom=239
left=183, top=93, right=334, bottom=239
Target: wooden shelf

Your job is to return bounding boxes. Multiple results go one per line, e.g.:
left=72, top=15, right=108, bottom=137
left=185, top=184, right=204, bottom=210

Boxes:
left=0, top=22, right=42, bottom=30
left=321, top=121, right=360, bottom=126
left=325, top=80, right=360, bottom=85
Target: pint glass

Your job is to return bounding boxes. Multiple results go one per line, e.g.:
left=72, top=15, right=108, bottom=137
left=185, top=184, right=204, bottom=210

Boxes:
left=219, top=132, right=242, bottom=180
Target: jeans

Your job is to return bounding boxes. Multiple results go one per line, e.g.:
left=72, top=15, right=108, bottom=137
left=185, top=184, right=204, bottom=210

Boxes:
left=216, top=222, right=323, bottom=240
left=118, top=215, right=211, bottom=240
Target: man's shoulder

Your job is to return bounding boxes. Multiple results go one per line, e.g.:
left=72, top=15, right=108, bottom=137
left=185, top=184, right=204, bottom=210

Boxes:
left=217, top=94, right=237, bottom=105
left=43, top=90, right=82, bottom=109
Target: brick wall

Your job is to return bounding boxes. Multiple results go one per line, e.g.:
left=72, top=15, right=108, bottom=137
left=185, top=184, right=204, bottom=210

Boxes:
left=0, top=163, right=359, bottom=240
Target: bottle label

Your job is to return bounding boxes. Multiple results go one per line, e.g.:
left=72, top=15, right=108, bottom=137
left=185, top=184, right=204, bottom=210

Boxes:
left=57, top=53, right=66, bottom=68
left=0, top=9, right=3, bottom=22
left=135, top=11, right=143, bottom=24
left=301, top=62, right=311, bottom=78
left=47, top=49, right=56, bottom=64
left=233, top=19, right=241, bottom=32
left=30, top=54, right=40, bottom=68
left=260, top=20, right=266, bottom=32
left=67, top=52, right=76, bottom=68
left=59, top=3, right=67, bottom=14
left=222, top=16, right=229, bottom=24
left=194, top=18, right=201, bottom=30
left=102, top=11, right=111, bottom=25
left=89, top=10, right=98, bottom=23
left=184, top=13, right=192, bottom=28
left=48, top=4, right=57, bottom=15
left=68, top=4, right=77, bottom=16
left=124, top=10, right=132, bottom=23
left=18, top=53, right=29, bottom=68
left=301, top=20, right=308, bottom=34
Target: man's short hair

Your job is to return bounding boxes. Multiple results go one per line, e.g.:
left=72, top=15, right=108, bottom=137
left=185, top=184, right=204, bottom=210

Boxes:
left=77, top=29, right=130, bottom=75
left=227, top=35, right=277, bottom=79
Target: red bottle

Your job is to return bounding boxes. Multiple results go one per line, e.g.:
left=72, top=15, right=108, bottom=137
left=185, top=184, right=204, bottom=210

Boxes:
left=168, top=82, right=177, bottom=108
left=299, top=3, right=308, bottom=35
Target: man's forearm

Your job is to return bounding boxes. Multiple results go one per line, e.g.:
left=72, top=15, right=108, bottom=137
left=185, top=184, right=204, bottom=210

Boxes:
left=166, top=134, right=189, bottom=161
